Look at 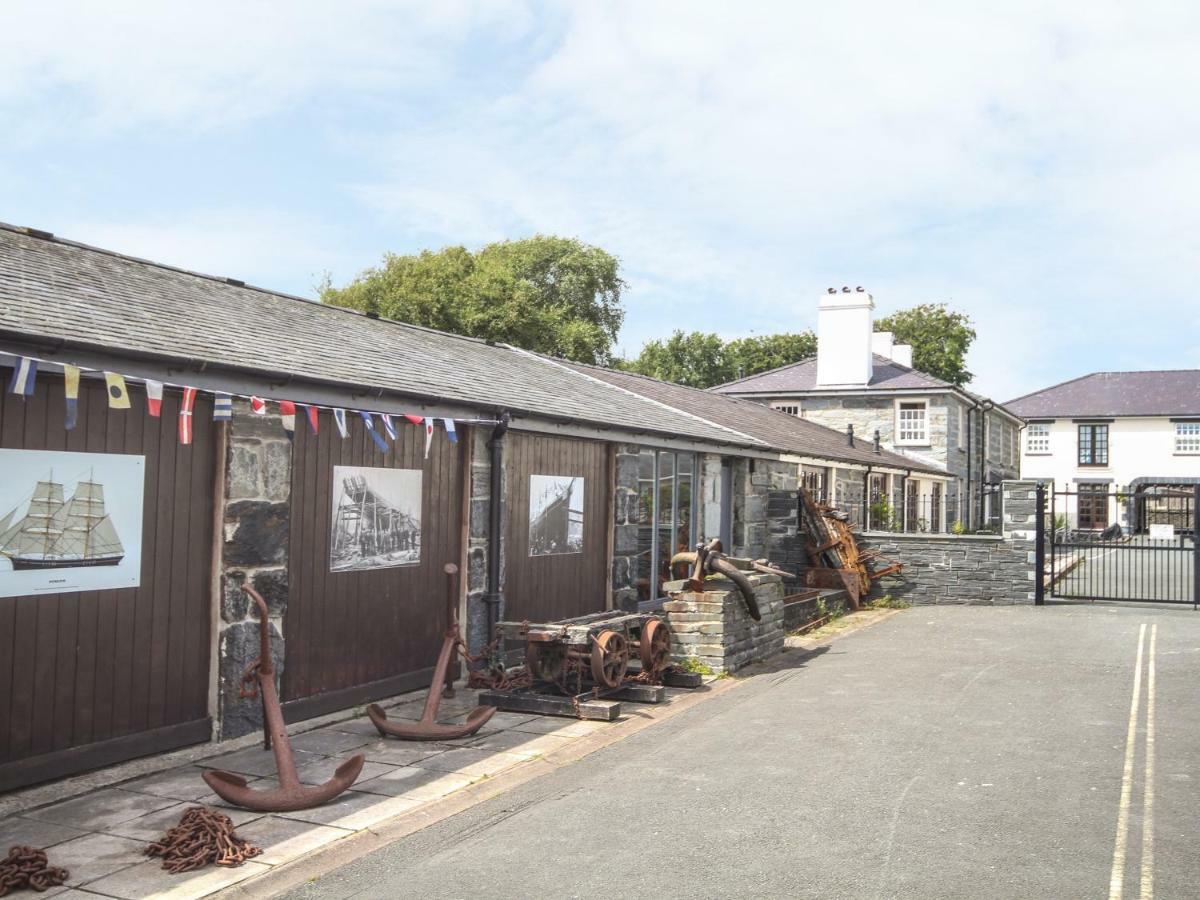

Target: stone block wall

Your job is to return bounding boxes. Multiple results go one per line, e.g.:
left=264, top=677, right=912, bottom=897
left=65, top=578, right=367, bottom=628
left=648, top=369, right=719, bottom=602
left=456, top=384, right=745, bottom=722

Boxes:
left=661, top=574, right=785, bottom=673
left=732, top=458, right=794, bottom=560
left=218, top=401, right=292, bottom=739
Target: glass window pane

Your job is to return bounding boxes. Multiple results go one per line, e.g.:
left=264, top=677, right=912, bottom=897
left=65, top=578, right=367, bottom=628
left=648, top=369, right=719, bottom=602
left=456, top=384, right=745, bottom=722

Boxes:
left=678, top=453, right=694, bottom=550
left=635, top=448, right=656, bottom=605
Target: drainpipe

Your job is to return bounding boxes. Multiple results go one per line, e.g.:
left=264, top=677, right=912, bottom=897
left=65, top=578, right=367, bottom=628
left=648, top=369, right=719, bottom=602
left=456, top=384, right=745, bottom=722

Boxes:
left=966, top=399, right=981, bottom=529
left=862, top=465, right=872, bottom=530
left=485, top=410, right=511, bottom=636
left=978, top=400, right=995, bottom=528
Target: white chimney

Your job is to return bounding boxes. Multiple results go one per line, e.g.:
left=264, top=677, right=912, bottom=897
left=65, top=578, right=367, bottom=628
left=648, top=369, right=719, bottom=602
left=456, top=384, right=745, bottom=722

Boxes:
left=891, top=344, right=913, bottom=368
left=871, top=331, right=894, bottom=360
left=816, top=287, right=874, bottom=387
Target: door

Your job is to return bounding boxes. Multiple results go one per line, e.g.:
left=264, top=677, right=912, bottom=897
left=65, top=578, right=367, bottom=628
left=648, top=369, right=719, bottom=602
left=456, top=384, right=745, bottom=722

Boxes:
left=504, top=432, right=610, bottom=622
left=283, top=414, right=465, bottom=720
left=0, top=373, right=216, bottom=791
left=1077, top=484, right=1109, bottom=530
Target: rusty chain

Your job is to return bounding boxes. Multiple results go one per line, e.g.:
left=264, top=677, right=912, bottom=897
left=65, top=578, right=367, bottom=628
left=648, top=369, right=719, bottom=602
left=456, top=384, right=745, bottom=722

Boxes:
left=0, top=846, right=68, bottom=897
left=145, top=807, right=262, bottom=874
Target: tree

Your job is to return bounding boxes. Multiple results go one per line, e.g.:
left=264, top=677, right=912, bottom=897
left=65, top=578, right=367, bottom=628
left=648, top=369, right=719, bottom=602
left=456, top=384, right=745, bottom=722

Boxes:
left=320, top=236, right=626, bottom=365
left=874, top=303, right=976, bottom=386
left=622, top=331, right=732, bottom=388
left=724, top=332, right=817, bottom=381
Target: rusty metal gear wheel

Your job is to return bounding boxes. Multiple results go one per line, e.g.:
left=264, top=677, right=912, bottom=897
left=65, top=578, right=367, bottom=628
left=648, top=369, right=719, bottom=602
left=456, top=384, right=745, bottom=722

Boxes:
left=590, top=629, right=629, bottom=688
left=638, top=618, right=671, bottom=675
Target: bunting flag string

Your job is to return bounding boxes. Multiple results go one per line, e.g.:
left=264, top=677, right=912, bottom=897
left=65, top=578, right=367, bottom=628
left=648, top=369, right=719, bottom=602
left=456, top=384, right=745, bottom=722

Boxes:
left=63, top=365, right=80, bottom=430
left=105, top=372, right=131, bottom=409
left=380, top=413, right=397, bottom=442
left=279, top=401, right=296, bottom=442
left=333, top=408, right=349, bottom=439
left=250, top=396, right=268, bottom=415
left=443, top=418, right=457, bottom=444
left=404, top=414, right=423, bottom=426
left=300, top=404, right=319, bottom=435
left=179, top=387, right=197, bottom=445
left=8, top=356, right=37, bottom=397
left=145, top=379, right=164, bottom=417
left=213, top=393, right=233, bottom=421
left=360, top=411, right=389, bottom=452
left=423, top=417, right=434, bottom=459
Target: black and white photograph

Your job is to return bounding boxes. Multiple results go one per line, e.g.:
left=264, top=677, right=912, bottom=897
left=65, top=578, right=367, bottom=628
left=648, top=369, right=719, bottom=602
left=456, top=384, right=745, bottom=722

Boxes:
left=0, top=448, right=144, bottom=598
left=330, top=465, right=422, bottom=572
left=528, top=474, right=584, bottom=556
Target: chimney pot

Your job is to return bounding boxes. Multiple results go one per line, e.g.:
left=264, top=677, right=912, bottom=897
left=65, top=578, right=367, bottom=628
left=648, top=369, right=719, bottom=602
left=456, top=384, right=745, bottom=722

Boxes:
left=847, top=424, right=855, bottom=447
left=827, top=287, right=836, bottom=294
left=841, top=286, right=850, bottom=293
left=856, top=286, right=864, bottom=292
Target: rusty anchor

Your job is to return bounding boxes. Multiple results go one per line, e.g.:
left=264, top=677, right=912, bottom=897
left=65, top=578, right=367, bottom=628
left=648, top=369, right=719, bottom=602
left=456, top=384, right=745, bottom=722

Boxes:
left=201, top=585, right=365, bottom=812
left=670, top=539, right=792, bottom=622
left=367, top=563, right=497, bottom=741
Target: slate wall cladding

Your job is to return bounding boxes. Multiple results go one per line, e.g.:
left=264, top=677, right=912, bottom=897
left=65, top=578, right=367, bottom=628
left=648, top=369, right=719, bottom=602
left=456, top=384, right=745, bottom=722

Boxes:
left=732, top=458, right=793, bottom=560
left=218, top=402, right=292, bottom=739
left=612, top=443, right=641, bottom=613
left=661, top=574, right=785, bottom=673
left=765, top=464, right=804, bottom=574
left=858, top=480, right=1038, bottom=606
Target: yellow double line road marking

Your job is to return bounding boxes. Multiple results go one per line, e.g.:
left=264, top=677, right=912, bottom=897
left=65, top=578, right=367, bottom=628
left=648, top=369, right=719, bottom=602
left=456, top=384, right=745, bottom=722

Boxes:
left=1108, top=622, right=1158, bottom=900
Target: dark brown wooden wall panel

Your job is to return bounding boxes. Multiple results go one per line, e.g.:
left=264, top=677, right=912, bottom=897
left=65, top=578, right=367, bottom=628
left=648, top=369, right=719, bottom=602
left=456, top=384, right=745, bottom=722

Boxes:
left=504, top=432, right=610, bottom=622
left=283, top=415, right=465, bottom=705
left=0, top=371, right=215, bottom=778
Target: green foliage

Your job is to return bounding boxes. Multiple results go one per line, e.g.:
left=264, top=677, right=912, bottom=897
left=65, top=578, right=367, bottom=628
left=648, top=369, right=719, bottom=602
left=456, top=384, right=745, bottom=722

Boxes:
left=623, top=330, right=817, bottom=389
left=866, top=594, right=910, bottom=610
left=874, top=303, right=976, bottom=386
left=320, top=236, right=626, bottom=365
left=677, top=657, right=714, bottom=676
left=950, top=520, right=968, bottom=535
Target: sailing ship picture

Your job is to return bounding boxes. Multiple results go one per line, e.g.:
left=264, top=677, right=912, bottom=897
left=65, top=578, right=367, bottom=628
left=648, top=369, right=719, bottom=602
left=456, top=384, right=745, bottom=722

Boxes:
left=0, top=449, right=144, bottom=598
left=529, top=475, right=584, bottom=556
left=330, top=466, right=422, bottom=572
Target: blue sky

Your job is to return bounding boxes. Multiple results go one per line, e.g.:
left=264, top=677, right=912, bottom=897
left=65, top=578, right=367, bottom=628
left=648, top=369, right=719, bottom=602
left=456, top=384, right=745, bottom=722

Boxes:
left=3, top=1, right=1199, bottom=402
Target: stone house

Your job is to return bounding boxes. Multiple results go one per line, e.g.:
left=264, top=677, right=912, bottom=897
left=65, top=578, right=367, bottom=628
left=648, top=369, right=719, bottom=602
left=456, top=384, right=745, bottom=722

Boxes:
left=0, top=224, right=944, bottom=792
left=712, top=288, right=1022, bottom=531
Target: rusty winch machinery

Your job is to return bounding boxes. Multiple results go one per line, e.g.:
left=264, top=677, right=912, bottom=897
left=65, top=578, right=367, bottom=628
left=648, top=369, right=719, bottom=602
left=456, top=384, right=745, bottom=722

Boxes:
left=670, top=538, right=792, bottom=621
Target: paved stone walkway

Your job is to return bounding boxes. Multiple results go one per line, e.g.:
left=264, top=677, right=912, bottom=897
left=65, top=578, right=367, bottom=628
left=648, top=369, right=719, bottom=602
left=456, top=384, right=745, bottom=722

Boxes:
left=0, top=687, right=629, bottom=899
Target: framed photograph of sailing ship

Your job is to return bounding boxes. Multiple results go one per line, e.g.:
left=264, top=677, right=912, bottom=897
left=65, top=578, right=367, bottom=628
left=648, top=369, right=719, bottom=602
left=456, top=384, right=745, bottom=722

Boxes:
left=0, top=449, right=145, bottom=598
left=528, top=474, right=584, bottom=556
left=330, top=465, right=422, bottom=572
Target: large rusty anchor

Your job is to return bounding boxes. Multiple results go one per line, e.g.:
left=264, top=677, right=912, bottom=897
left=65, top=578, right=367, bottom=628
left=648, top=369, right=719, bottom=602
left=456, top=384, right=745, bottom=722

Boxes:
left=202, top=586, right=365, bottom=812
left=671, top=539, right=790, bottom=622
left=367, top=563, right=497, bottom=741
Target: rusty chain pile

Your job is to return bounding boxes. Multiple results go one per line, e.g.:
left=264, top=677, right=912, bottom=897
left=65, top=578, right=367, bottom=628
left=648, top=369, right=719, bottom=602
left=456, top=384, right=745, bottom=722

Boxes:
left=145, top=807, right=262, bottom=874
left=0, top=846, right=69, bottom=896
left=462, top=633, right=532, bottom=692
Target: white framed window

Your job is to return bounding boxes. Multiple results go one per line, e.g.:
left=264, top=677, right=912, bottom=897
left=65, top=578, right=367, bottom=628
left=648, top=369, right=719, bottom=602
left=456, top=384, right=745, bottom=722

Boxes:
left=957, top=405, right=965, bottom=449
left=895, top=399, right=928, bottom=444
left=771, top=402, right=800, bottom=417
left=1176, top=422, right=1200, bottom=454
left=1026, top=423, right=1050, bottom=454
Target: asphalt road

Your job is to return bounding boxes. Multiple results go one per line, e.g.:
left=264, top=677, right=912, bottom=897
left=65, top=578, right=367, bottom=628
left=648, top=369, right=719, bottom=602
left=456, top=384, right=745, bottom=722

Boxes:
left=282, top=605, right=1200, bottom=899
left=1055, top=536, right=1195, bottom=603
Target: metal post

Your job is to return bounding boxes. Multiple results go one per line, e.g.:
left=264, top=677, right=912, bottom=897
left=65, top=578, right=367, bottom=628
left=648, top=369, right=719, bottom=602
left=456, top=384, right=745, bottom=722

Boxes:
left=1193, top=484, right=1199, bottom=610
left=1035, top=483, right=1046, bottom=606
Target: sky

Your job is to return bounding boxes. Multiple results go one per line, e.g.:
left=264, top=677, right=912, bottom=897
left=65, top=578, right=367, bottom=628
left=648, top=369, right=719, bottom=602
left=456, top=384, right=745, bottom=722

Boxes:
left=3, top=1, right=1199, bottom=402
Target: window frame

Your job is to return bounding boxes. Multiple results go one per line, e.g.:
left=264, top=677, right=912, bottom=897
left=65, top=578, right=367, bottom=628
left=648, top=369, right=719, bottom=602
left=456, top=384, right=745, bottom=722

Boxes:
left=1174, top=421, right=1200, bottom=455
left=1077, top=423, right=1109, bottom=467
left=894, top=398, right=929, bottom=446
left=956, top=405, right=965, bottom=450
left=1026, top=423, right=1051, bottom=455
left=770, top=402, right=801, bottom=417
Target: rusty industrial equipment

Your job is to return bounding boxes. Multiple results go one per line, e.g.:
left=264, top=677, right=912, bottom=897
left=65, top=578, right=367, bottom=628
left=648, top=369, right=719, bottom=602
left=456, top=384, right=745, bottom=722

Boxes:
left=0, top=846, right=69, bottom=896
left=670, top=538, right=791, bottom=622
left=201, top=586, right=365, bottom=812
left=368, top=563, right=497, bottom=741
left=798, top=488, right=902, bottom=609
left=145, top=807, right=262, bottom=873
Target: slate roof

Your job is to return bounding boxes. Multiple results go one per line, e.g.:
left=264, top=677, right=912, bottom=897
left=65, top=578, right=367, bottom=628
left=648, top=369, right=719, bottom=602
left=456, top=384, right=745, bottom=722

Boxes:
left=712, top=354, right=953, bottom=394
left=0, top=223, right=757, bottom=449
left=568, top=362, right=946, bottom=475
left=1006, top=371, right=1200, bottom=419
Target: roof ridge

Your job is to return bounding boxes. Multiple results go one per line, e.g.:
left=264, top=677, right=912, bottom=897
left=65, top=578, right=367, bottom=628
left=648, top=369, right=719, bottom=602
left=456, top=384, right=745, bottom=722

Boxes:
left=0, top=220, right=505, bottom=354
left=1003, top=370, right=1100, bottom=406
left=513, top=347, right=767, bottom=447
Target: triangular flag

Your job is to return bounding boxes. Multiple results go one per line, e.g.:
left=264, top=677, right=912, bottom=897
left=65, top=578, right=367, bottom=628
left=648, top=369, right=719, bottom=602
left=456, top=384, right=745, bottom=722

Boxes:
left=213, top=392, right=232, bottom=421
left=250, top=396, right=267, bottom=415
left=7, top=357, right=37, bottom=397
left=443, top=418, right=457, bottom=443
left=179, top=387, right=197, bottom=444
left=300, top=404, right=319, bottom=434
left=333, top=408, right=349, bottom=438
left=63, top=365, right=80, bottom=430
left=404, top=414, right=424, bottom=426
left=279, top=401, right=296, bottom=442
left=424, top=417, right=434, bottom=459
left=360, top=411, right=389, bottom=452
left=380, top=413, right=397, bottom=441
left=145, top=379, right=163, bottom=417
left=104, top=372, right=131, bottom=409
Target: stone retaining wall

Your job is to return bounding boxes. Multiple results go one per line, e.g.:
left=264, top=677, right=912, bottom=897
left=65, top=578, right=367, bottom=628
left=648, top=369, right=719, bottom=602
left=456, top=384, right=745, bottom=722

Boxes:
left=661, top=574, right=784, bottom=673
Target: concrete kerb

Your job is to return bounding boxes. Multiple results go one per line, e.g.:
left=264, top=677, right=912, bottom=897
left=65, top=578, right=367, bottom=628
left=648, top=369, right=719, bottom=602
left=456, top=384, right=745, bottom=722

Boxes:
left=217, top=608, right=901, bottom=899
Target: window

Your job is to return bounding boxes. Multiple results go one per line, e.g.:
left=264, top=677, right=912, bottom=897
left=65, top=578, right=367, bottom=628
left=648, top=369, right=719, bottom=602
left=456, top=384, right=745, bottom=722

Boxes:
left=1078, top=424, right=1109, bottom=466
left=896, top=400, right=928, bottom=444
left=1027, top=424, right=1050, bottom=454
left=1077, top=483, right=1110, bottom=530
left=1002, top=423, right=1012, bottom=466
left=634, top=449, right=697, bottom=603
left=771, top=402, right=800, bottom=416
left=957, top=405, right=965, bottom=449
left=1175, top=422, right=1200, bottom=454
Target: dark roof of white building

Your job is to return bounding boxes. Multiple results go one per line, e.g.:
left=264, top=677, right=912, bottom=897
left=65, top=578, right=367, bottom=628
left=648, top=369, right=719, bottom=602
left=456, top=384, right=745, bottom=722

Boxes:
left=1006, top=371, right=1200, bottom=419
left=712, top=354, right=952, bottom=394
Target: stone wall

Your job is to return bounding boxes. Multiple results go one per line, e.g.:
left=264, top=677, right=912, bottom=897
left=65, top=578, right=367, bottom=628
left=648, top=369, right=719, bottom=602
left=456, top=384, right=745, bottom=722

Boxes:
left=765, top=467, right=803, bottom=574
left=661, top=574, right=785, bottom=673
left=217, top=402, right=292, bottom=739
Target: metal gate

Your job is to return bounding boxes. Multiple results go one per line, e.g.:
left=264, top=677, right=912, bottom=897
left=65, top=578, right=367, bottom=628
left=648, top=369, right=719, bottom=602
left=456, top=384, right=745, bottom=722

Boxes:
left=1035, top=483, right=1199, bottom=607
